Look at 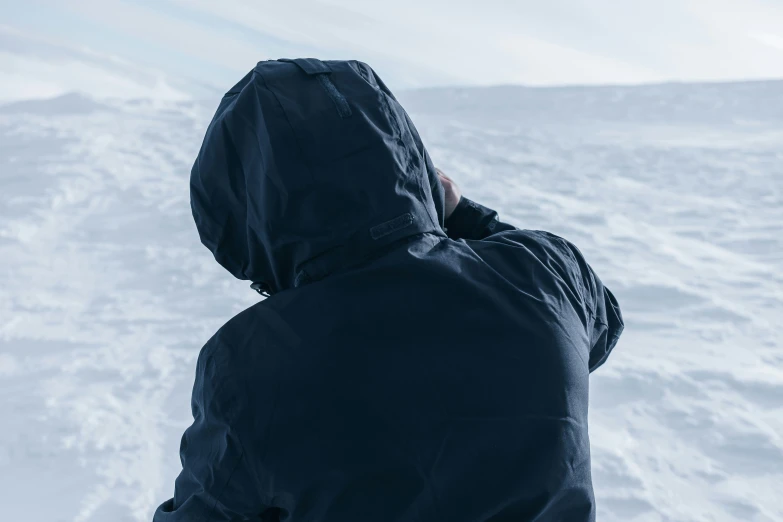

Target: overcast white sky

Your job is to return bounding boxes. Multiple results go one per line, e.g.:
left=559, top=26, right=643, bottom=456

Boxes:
left=1, top=0, right=783, bottom=101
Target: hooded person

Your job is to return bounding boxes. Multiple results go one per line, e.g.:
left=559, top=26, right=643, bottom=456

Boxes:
left=153, top=58, right=624, bottom=522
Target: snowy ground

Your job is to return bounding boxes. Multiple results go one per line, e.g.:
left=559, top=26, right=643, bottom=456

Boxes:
left=1, top=81, right=781, bottom=521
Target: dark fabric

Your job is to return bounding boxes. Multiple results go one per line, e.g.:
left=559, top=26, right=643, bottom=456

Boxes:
left=444, top=196, right=624, bottom=374
left=154, top=58, right=624, bottom=522
left=444, top=196, right=504, bottom=240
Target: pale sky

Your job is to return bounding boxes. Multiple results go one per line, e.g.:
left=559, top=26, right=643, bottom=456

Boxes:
left=1, top=0, right=783, bottom=101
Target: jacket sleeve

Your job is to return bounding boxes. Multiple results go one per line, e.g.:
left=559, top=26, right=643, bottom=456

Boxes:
left=444, top=196, right=624, bottom=372
left=443, top=196, right=518, bottom=240
left=555, top=236, right=625, bottom=373
left=153, top=341, right=268, bottom=521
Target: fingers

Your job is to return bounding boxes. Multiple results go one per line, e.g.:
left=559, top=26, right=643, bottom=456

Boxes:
left=435, top=167, right=451, bottom=181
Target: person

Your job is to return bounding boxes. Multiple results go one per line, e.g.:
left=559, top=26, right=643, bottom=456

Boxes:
left=153, top=58, right=624, bottom=522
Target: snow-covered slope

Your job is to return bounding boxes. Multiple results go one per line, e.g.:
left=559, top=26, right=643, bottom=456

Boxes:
left=1, top=81, right=781, bottom=521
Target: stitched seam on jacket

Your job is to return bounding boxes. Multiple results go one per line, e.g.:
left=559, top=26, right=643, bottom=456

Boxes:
left=202, top=445, right=246, bottom=522
left=252, top=68, right=312, bottom=177
left=316, top=74, right=352, bottom=118
left=550, top=234, right=596, bottom=318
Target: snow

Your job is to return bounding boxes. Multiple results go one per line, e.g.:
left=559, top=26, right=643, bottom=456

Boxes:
left=1, top=80, right=782, bottom=521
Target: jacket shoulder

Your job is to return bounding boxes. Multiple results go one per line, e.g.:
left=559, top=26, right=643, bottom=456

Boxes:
left=466, top=228, right=588, bottom=305
left=472, top=228, right=581, bottom=268
left=202, top=297, right=301, bottom=374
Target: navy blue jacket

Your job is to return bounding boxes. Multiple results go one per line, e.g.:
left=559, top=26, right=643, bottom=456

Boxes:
left=154, top=58, right=624, bottom=522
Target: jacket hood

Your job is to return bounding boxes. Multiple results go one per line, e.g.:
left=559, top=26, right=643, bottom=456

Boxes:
left=190, top=58, right=447, bottom=295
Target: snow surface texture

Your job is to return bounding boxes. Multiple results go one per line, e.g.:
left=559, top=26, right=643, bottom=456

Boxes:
left=1, top=82, right=781, bottom=522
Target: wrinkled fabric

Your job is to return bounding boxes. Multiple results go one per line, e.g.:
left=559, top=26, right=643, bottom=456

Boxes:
left=154, top=58, right=624, bottom=522
left=189, top=58, right=446, bottom=295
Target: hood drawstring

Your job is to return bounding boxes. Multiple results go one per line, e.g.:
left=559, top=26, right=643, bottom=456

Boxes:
left=250, top=281, right=273, bottom=297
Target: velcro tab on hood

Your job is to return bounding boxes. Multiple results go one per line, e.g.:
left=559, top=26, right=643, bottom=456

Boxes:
left=278, top=58, right=331, bottom=75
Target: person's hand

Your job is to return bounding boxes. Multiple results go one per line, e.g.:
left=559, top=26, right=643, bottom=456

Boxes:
left=436, top=168, right=462, bottom=220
